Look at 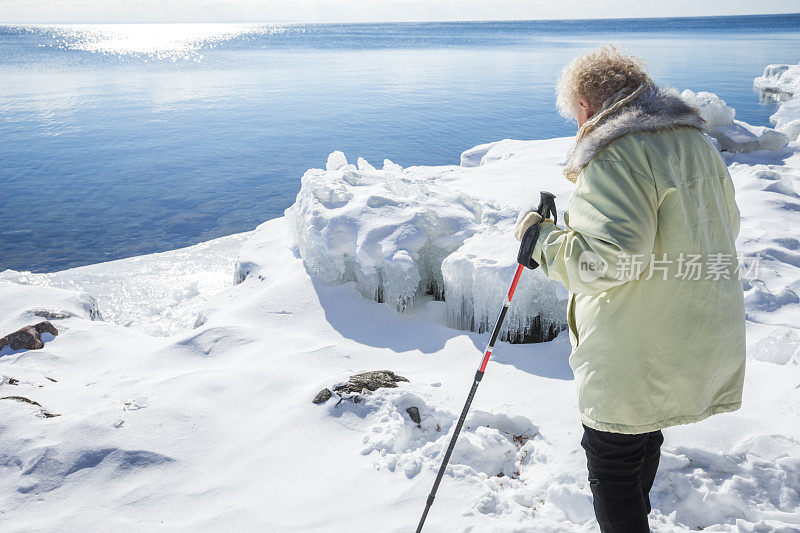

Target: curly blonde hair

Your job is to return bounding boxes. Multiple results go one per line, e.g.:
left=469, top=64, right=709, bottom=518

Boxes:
left=556, top=45, right=652, bottom=120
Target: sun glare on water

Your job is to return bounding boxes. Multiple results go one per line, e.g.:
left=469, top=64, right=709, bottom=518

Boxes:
left=34, top=23, right=296, bottom=60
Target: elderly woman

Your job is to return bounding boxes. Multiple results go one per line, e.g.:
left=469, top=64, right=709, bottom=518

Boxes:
left=515, top=47, right=745, bottom=531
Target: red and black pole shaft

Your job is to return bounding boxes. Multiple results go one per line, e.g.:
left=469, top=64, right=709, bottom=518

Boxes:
left=415, top=191, right=556, bottom=533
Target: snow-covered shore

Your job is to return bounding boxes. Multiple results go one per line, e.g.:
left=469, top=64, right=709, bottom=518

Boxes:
left=1, top=71, right=800, bottom=531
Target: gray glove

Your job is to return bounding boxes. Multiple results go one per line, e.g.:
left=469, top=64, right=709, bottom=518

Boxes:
left=514, top=211, right=543, bottom=242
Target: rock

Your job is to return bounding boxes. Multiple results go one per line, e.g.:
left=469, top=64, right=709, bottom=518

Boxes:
left=312, top=388, right=332, bottom=404
left=333, top=370, right=409, bottom=394
left=0, top=395, right=60, bottom=418
left=406, top=406, right=421, bottom=424
left=33, top=309, right=74, bottom=320
left=0, top=321, right=58, bottom=352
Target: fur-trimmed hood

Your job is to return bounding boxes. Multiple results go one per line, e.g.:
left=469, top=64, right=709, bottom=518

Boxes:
left=563, top=84, right=706, bottom=181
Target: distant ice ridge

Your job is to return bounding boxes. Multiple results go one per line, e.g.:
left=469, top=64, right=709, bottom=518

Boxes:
left=272, top=151, right=566, bottom=342
left=754, top=63, right=800, bottom=141
left=681, top=89, right=789, bottom=152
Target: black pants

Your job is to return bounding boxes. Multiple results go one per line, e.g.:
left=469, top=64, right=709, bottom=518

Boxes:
left=581, top=424, right=664, bottom=533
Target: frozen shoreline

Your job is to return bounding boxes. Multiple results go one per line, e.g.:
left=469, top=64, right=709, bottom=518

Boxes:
left=1, top=73, right=800, bottom=531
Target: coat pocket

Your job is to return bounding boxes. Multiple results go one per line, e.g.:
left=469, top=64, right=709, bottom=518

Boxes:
left=567, top=292, right=579, bottom=348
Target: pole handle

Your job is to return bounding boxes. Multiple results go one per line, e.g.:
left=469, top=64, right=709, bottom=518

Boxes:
left=516, top=191, right=557, bottom=269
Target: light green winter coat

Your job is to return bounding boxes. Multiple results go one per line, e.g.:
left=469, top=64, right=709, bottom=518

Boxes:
left=532, top=85, right=746, bottom=434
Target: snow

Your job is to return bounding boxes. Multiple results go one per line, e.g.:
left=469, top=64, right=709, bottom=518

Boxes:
left=681, top=89, right=789, bottom=152
left=0, top=280, right=102, bottom=340
left=2, top=232, right=249, bottom=336
left=1, top=69, right=800, bottom=531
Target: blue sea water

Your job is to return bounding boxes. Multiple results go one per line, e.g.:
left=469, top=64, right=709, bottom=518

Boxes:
left=1, top=14, right=799, bottom=272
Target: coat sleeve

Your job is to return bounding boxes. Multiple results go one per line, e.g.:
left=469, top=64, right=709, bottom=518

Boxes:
left=531, top=158, right=658, bottom=295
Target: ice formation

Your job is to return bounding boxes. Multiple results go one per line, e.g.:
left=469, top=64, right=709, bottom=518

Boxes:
left=681, top=89, right=789, bottom=152
left=755, top=63, right=800, bottom=96
left=755, top=63, right=800, bottom=141
left=280, top=151, right=566, bottom=341
left=442, top=230, right=567, bottom=343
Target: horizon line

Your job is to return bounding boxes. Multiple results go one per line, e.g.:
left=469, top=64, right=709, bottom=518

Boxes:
left=3, top=11, right=800, bottom=26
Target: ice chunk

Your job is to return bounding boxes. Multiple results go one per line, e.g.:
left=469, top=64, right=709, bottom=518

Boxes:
left=681, top=89, right=735, bottom=131
left=771, top=98, right=800, bottom=140
left=441, top=229, right=566, bottom=343
left=325, top=150, right=349, bottom=171
left=751, top=327, right=800, bottom=365
left=710, top=120, right=789, bottom=153
left=754, top=63, right=800, bottom=96
left=283, top=152, right=565, bottom=341
left=777, top=117, right=800, bottom=141
left=382, top=159, right=403, bottom=173
left=285, top=158, right=514, bottom=313
left=357, top=157, right=375, bottom=171
left=755, top=63, right=800, bottom=140
left=682, top=90, right=788, bottom=152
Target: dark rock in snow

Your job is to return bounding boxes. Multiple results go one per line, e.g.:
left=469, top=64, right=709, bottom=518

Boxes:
left=333, top=370, right=409, bottom=394
left=406, top=406, right=421, bottom=424
left=312, top=388, right=332, bottom=404
left=0, top=395, right=60, bottom=418
left=0, top=321, right=59, bottom=352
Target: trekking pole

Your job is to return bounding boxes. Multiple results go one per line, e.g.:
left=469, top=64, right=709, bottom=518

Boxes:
left=415, top=191, right=557, bottom=533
